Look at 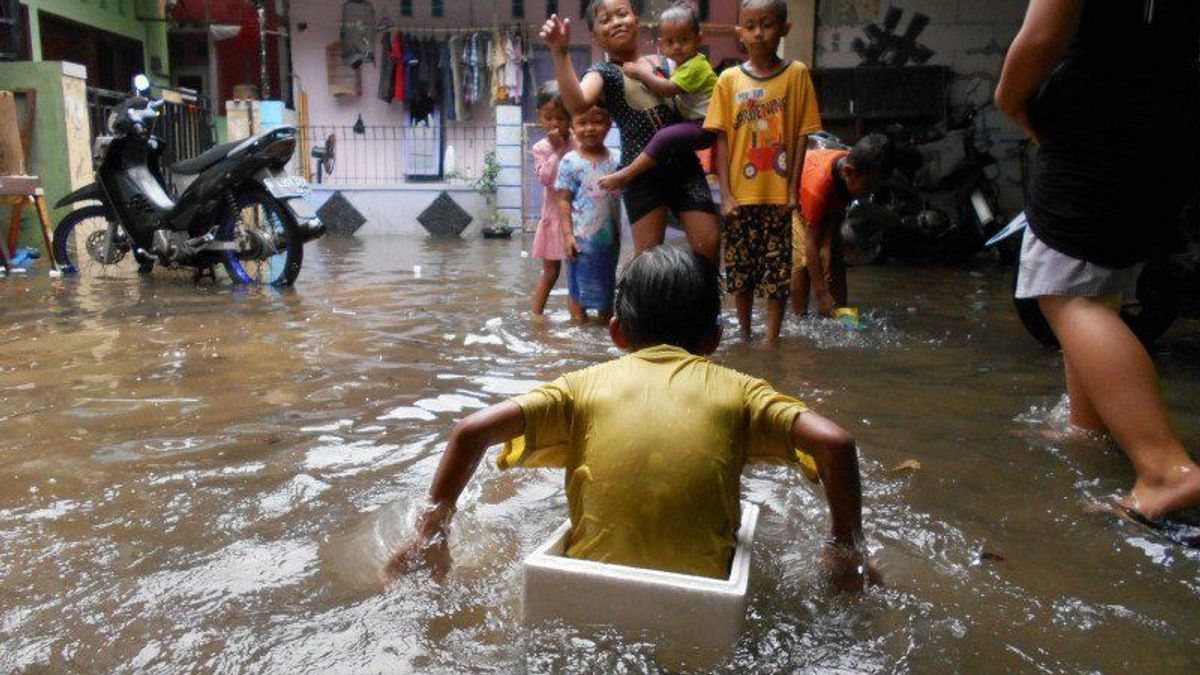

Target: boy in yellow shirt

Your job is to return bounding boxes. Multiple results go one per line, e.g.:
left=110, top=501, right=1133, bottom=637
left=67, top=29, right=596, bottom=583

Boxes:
left=385, top=246, right=872, bottom=588
left=704, top=0, right=823, bottom=345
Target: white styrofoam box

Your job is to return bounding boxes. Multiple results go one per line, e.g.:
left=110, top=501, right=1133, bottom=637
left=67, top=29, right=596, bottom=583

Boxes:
left=523, top=501, right=759, bottom=666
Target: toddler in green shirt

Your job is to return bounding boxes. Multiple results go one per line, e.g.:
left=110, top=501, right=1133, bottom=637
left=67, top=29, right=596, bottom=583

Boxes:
left=598, top=1, right=718, bottom=192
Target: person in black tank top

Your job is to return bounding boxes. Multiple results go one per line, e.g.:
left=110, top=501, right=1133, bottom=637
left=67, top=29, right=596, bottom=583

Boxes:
left=540, top=1, right=721, bottom=264
left=997, top=0, right=1200, bottom=526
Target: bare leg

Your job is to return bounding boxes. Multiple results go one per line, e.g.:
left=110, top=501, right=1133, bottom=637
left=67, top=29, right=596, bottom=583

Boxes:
left=531, top=259, right=561, bottom=315
left=630, top=206, right=669, bottom=255
left=598, top=153, right=658, bottom=193
left=765, top=297, right=785, bottom=346
left=1064, top=354, right=1104, bottom=431
left=791, top=267, right=810, bottom=316
left=735, top=291, right=753, bottom=339
left=567, top=296, right=588, bottom=324
left=825, top=227, right=848, bottom=308
left=677, top=209, right=721, bottom=266
left=1039, top=294, right=1200, bottom=519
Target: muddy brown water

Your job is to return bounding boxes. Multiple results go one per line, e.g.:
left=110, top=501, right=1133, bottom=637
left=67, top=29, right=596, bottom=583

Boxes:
left=2, top=235, right=1199, bottom=674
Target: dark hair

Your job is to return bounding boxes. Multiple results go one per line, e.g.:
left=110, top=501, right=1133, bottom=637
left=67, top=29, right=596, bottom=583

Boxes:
left=659, top=2, right=700, bottom=34
left=536, top=81, right=562, bottom=110
left=847, top=133, right=895, bottom=177
left=615, top=245, right=721, bottom=352
left=739, top=0, right=787, bottom=22
left=573, top=105, right=611, bottom=121
left=585, top=0, right=644, bottom=32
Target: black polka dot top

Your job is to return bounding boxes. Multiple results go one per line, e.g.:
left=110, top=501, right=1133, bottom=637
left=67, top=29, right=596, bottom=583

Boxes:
left=588, top=61, right=682, bottom=170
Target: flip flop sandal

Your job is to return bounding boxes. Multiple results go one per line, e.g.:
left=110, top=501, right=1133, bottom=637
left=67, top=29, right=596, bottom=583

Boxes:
left=1109, top=499, right=1200, bottom=549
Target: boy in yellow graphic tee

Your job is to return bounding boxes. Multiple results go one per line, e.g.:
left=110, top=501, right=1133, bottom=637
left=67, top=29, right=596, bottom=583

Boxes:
left=704, top=0, right=822, bottom=346
left=385, top=246, right=871, bottom=588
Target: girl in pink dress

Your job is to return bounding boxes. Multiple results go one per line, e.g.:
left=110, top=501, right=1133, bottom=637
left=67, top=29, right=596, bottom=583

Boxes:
left=530, top=82, right=577, bottom=315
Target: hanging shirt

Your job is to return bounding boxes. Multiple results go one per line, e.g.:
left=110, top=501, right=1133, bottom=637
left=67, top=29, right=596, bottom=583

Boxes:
left=393, top=33, right=405, bottom=103
left=402, top=33, right=418, bottom=103
left=378, top=31, right=395, bottom=103
left=505, top=30, right=526, bottom=105
left=449, top=35, right=469, bottom=121
left=703, top=60, right=822, bottom=206
left=439, top=38, right=456, bottom=121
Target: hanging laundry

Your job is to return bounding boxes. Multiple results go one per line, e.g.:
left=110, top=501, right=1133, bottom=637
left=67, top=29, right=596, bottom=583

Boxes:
left=449, top=34, right=469, bottom=121
left=491, top=29, right=508, bottom=105
left=439, top=38, right=456, bottom=121
left=392, top=32, right=405, bottom=103
left=505, top=28, right=527, bottom=105
left=377, top=30, right=395, bottom=102
left=339, top=0, right=375, bottom=68
left=403, top=33, right=419, bottom=103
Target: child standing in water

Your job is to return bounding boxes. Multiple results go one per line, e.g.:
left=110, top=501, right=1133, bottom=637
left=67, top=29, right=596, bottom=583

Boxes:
left=556, top=107, right=622, bottom=324
left=386, top=245, right=873, bottom=589
left=704, top=0, right=822, bottom=346
left=530, top=82, right=576, bottom=316
left=597, top=2, right=718, bottom=192
left=541, top=0, right=721, bottom=264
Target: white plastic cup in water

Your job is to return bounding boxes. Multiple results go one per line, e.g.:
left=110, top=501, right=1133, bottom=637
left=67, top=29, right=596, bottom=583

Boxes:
left=413, top=265, right=422, bottom=279
left=48, top=269, right=63, bottom=278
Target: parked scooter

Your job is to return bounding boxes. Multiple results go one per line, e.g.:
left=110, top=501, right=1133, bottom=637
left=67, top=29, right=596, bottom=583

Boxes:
left=53, top=75, right=325, bottom=285
left=839, top=105, right=1006, bottom=265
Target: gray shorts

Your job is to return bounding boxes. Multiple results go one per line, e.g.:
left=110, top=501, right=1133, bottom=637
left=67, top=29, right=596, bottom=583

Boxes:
left=1015, top=228, right=1143, bottom=300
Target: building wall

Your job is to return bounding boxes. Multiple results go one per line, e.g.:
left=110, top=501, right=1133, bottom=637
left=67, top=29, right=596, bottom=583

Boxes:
left=20, top=0, right=170, bottom=83
left=0, top=61, right=91, bottom=249
left=813, top=0, right=1028, bottom=212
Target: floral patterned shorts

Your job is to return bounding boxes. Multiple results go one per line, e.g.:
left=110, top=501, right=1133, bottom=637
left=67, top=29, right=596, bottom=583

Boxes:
left=723, top=204, right=793, bottom=299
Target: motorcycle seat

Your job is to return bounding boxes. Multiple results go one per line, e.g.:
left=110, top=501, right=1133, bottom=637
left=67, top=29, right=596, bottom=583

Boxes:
left=169, top=141, right=240, bottom=175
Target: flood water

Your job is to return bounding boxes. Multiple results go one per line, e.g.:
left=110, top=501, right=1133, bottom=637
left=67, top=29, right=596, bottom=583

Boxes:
left=2, top=234, right=1199, bottom=674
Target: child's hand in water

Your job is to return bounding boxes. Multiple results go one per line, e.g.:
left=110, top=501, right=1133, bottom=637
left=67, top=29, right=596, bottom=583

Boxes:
left=383, top=533, right=452, bottom=584
left=821, top=542, right=882, bottom=592
left=540, top=14, right=571, bottom=53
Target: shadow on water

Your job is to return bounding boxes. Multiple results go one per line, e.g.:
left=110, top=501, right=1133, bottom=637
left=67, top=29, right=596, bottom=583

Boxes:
left=1, top=237, right=1199, bottom=673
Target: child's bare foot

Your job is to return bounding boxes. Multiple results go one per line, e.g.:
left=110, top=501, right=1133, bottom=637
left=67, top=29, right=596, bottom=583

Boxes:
left=1127, top=463, right=1200, bottom=520
left=597, top=169, right=632, bottom=193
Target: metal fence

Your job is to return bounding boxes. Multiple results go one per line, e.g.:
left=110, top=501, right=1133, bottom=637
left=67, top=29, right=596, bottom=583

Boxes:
left=86, top=85, right=214, bottom=188
left=298, top=123, right=496, bottom=185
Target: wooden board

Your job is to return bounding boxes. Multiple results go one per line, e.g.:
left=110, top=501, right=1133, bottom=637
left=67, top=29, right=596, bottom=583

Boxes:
left=0, top=90, right=25, bottom=176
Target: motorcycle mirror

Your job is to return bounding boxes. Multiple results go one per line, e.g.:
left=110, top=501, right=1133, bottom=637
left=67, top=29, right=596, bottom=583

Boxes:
left=133, top=74, right=151, bottom=95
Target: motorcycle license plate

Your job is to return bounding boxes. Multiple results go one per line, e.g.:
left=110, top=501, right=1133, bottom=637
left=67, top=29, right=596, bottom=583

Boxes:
left=263, top=176, right=311, bottom=199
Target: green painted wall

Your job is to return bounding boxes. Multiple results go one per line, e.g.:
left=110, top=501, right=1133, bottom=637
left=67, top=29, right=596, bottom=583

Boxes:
left=0, top=62, right=77, bottom=250
left=21, top=0, right=170, bottom=83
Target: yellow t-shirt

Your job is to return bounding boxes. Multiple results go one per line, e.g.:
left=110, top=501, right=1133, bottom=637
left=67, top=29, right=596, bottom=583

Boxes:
left=703, top=61, right=823, bottom=206
left=497, top=345, right=818, bottom=579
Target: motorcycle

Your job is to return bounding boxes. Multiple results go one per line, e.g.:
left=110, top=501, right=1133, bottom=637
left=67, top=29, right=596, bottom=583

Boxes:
left=53, top=75, right=325, bottom=285
left=838, top=105, right=1006, bottom=265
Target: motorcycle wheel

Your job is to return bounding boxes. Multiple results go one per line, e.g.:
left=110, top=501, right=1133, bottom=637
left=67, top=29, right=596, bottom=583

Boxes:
left=219, top=187, right=304, bottom=286
left=1012, top=263, right=1180, bottom=348
left=53, top=205, right=154, bottom=277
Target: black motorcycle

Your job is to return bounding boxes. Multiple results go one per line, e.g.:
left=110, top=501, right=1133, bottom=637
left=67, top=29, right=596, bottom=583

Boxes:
left=53, top=75, right=325, bottom=285
left=839, top=105, right=1006, bottom=265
